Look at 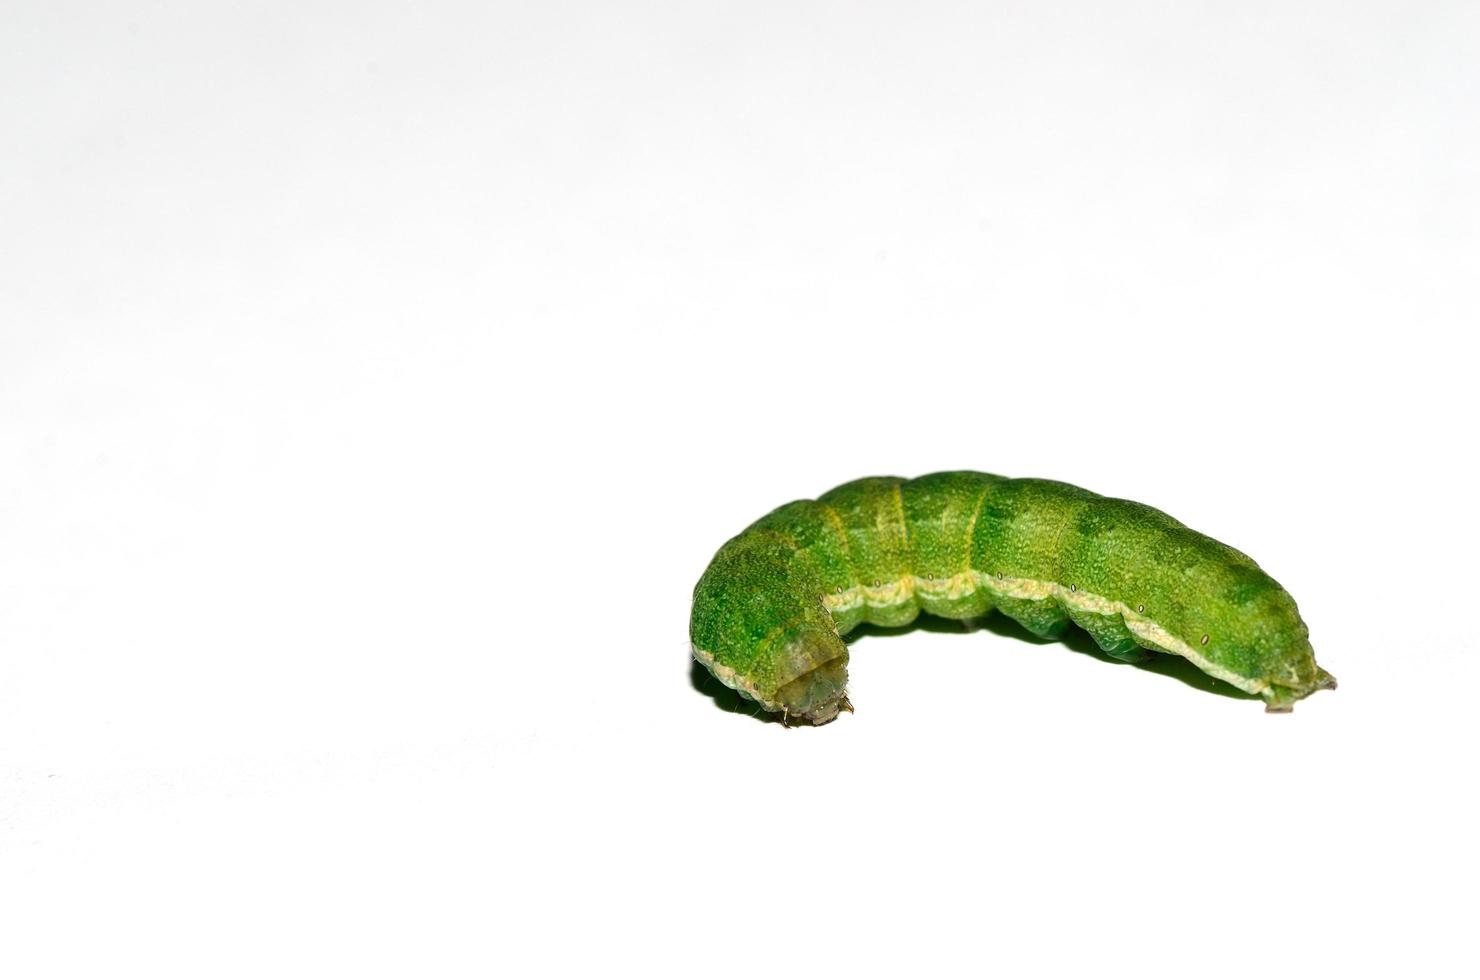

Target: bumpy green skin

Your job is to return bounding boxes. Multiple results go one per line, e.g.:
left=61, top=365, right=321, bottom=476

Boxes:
left=689, top=472, right=1335, bottom=723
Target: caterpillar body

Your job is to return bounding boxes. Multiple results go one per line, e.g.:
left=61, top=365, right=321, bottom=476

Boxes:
left=689, top=472, right=1335, bottom=723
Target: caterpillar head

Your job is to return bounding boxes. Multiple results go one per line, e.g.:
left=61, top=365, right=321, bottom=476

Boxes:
left=771, top=625, right=850, bottom=725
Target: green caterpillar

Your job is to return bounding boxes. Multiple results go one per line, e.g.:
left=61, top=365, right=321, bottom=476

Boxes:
left=690, top=472, right=1336, bottom=723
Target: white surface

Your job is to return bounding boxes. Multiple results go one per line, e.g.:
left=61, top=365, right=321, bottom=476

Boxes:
left=2, top=2, right=1476, bottom=976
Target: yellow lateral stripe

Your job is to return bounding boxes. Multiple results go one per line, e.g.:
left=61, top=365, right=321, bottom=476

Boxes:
left=819, top=572, right=1266, bottom=695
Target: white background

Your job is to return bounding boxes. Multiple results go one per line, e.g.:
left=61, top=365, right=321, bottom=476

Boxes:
left=3, top=2, right=1476, bottom=977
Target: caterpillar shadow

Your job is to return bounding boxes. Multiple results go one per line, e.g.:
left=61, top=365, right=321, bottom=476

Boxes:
left=689, top=658, right=787, bottom=724
left=689, top=611, right=1257, bottom=721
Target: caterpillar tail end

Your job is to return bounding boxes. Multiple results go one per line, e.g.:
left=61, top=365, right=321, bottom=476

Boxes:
left=1260, top=666, right=1339, bottom=713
